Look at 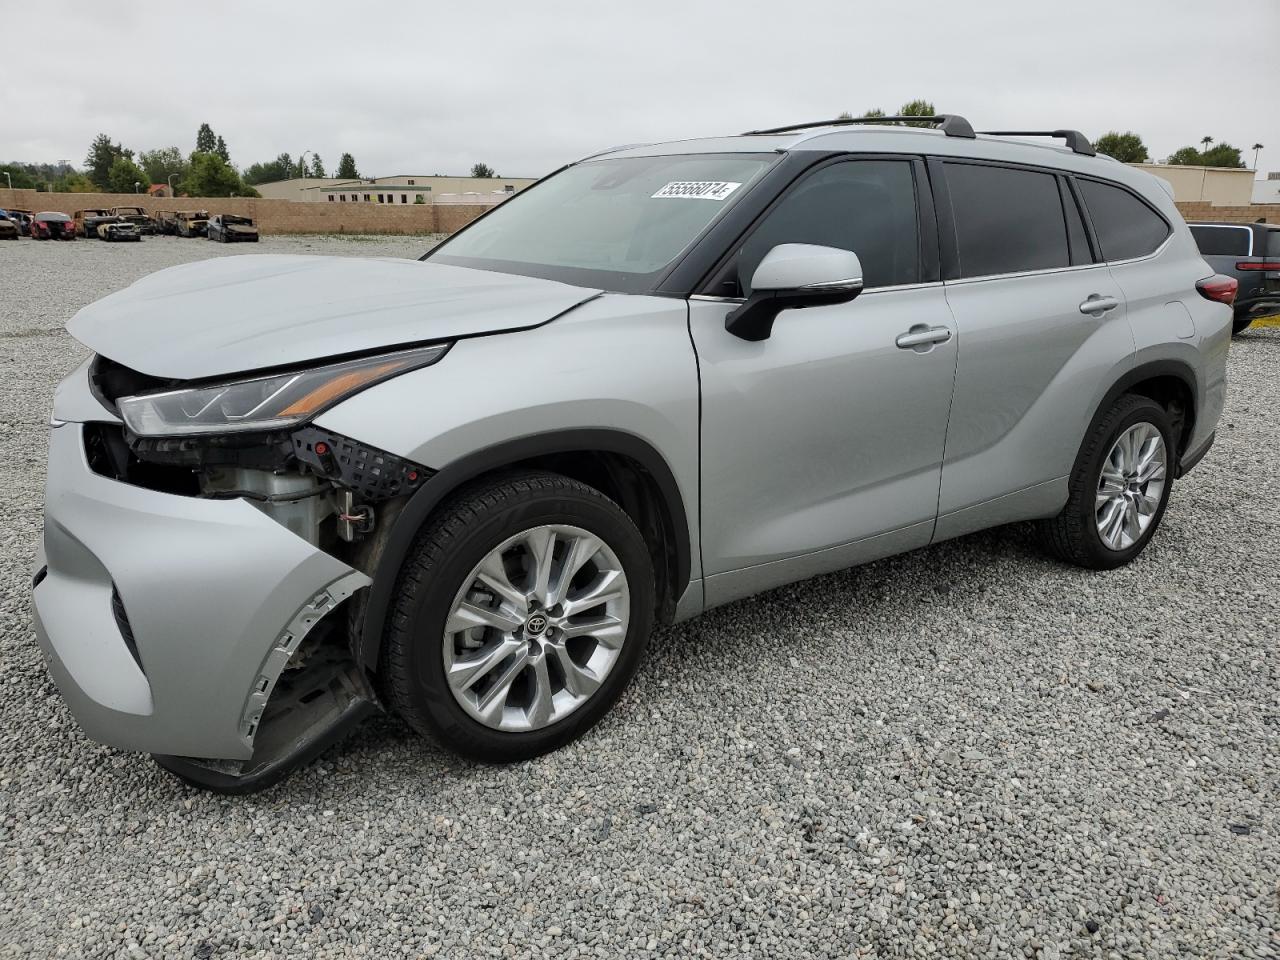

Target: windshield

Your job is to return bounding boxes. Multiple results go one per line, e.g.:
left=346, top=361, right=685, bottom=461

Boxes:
left=428, top=153, right=776, bottom=293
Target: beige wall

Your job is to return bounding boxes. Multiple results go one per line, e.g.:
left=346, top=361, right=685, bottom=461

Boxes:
left=1132, top=163, right=1256, bottom=206
left=1176, top=201, right=1277, bottom=224
left=0, top=187, right=493, bottom=235
left=304, top=175, right=537, bottom=202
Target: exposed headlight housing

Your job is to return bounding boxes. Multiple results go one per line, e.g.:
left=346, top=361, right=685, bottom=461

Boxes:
left=117, top=343, right=450, bottom=437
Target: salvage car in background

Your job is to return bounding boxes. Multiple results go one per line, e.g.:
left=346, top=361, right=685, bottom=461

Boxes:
left=29, top=211, right=75, bottom=240
left=1189, top=221, right=1280, bottom=334
left=6, top=209, right=33, bottom=236
left=110, top=206, right=156, bottom=236
left=152, top=211, right=178, bottom=235
left=175, top=210, right=210, bottom=238
left=207, top=214, right=259, bottom=242
left=73, top=209, right=117, bottom=239
left=96, top=218, right=141, bottom=242
left=0, top=210, right=19, bottom=240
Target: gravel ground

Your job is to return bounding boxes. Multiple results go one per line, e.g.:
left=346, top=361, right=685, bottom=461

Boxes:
left=0, top=236, right=1276, bottom=959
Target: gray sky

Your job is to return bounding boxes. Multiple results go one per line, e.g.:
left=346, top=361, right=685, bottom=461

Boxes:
left=4, top=0, right=1277, bottom=179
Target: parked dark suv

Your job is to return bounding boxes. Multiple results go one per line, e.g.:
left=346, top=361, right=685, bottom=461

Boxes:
left=1189, top=222, right=1280, bottom=334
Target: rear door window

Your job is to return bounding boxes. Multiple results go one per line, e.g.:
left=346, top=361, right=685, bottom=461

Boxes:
left=1077, top=179, right=1171, bottom=261
left=1189, top=225, right=1251, bottom=257
left=944, top=162, right=1070, bottom=278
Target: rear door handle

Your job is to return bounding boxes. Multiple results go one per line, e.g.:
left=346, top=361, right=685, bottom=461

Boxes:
left=1079, top=294, right=1121, bottom=316
left=896, top=325, right=953, bottom=349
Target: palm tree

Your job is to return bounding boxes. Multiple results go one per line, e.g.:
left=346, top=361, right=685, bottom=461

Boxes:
left=1252, top=143, right=1264, bottom=170
left=1200, top=136, right=1214, bottom=149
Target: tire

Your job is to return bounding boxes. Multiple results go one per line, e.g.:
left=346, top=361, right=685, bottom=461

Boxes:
left=1232, top=315, right=1253, bottom=335
left=382, top=470, right=655, bottom=762
left=1039, top=394, right=1175, bottom=570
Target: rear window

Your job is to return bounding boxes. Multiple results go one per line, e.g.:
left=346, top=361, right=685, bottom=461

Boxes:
left=1077, top=179, right=1170, bottom=261
left=945, top=162, right=1070, bottom=278
left=1268, top=229, right=1280, bottom=258
left=1189, top=225, right=1251, bottom=257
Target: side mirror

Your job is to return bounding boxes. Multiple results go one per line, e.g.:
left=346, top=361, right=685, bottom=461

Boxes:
left=725, top=244, right=864, bottom=341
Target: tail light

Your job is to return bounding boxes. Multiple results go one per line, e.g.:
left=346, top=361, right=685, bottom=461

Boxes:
left=1196, top=274, right=1238, bottom=305
left=1235, top=261, right=1280, bottom=271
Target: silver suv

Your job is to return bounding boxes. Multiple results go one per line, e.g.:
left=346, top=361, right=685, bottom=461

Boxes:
left=35, top=115, right=1234, bottom=791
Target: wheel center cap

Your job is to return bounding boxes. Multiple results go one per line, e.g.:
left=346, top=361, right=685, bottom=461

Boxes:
left=525, top=613, right=549, bottom=637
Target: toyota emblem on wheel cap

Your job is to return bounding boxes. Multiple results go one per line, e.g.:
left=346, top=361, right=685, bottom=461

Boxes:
left=525, top=613, right=549, bottom=636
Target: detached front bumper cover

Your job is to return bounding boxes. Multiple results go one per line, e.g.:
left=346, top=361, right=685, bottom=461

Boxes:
left=33, top=422, right=373, bottom=781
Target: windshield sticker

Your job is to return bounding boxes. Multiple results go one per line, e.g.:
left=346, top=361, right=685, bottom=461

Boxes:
left=651, top=181, right=742, bottom=201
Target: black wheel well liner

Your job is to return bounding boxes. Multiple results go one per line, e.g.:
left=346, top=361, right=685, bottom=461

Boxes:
left=353, top=429, right=691, bottom=673
left=1095, top=359, right=1198, bottom=462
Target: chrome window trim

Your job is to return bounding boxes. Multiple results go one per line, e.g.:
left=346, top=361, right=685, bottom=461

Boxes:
left=945, top=233, right=1173, bottom=285
left=1188, top=223, right=1253, bottom=257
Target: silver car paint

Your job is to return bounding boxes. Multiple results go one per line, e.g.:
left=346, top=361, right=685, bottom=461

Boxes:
left=34, top=415, right=367, bottom=759
left=37, top=125, right=1229, bottom=761
left=314, top=293, right=705, bottom=589
left=67, top=255, right=602, bottom=379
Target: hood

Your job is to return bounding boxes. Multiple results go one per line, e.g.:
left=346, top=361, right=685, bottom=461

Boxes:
left=67, top=255, right=602, bottom=379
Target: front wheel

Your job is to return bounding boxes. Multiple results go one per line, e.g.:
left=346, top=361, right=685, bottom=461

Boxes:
left=382, top=471, right=654, bottom=762
left=1039, top=394, right=1174, bottom=569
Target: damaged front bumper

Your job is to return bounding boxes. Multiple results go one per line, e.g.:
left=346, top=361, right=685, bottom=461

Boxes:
left=32, top=367, right=383, bottom=792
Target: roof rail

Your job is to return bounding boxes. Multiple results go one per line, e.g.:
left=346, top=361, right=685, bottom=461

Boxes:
left=742, top=114, right=976, bottom=139
left=977, top=129, right=1096, bottom=156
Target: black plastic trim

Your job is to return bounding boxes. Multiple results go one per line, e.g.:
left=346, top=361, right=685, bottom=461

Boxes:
left=356, top=429, right=692, bottom=672
left=152, top=697, right=377, bottom=795
left=1178, top=431, right=1214, bottom=478
left=926, top=157, right=960, bottom=281
left=1093, top=359, right=1200, bottom=457
left=977, top=129, right=1095, bottom=156
left=743, top=114, right=976, bottom=139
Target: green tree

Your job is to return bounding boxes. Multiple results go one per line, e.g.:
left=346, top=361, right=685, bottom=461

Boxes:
left=1167, top=146, right=1202, bottom=165
left=835, top=111, right=854, bottom=120
left=310, top=154, right=326, bottom=177
left=139, top=146, right=188, bottom=187
left=1200, top=143, right=1245, bottom=168
left=471, top=162, right=496, bottom=178
left=196, top=123, right=217, bottom=154
left=85, top=133, right=133, bottom=189
left=1094, top=131, right=1149, bottom=164
left=336, top=152, right=359, bottom=179
left=106, top=155, right=150, bottom=194
left=183, top=152, right=250, bottom=197
left=0, top=163, right=39, bottom=189
left=54, top=171, right=97, bottom=193
left=861, top=108, right=886, bottom=119
left=898, top=99, right=936, bottom=127
left=214, top=135, right=230, bottom=163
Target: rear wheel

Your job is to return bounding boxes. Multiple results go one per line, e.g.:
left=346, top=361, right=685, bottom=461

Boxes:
left=1039, top=394, right=1174, bottom=569
left=383, top=471, right=654, bottom=761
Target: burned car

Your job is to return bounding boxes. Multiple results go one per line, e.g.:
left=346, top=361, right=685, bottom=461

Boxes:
left=7, top=209, right=34, bottom=236
left=152, top=210, right=180, bottom=235
left=207, top=214, right=259, bottom=243
left=175, top=210, right=211, bottom=238
left=29, top=211, right=75, bottom=240
left=74, top=208, right=117, bottom=239
left=0, top=210, right=19, bottom=240
left=110, top=206, right=156, bottom=236
left=96, top=218, right=142, bottom=242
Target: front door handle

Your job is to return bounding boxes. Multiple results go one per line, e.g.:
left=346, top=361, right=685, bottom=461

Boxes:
left=1079, top=294, right=1121, bottom=316
left=896, top=325, right=953, bottom=350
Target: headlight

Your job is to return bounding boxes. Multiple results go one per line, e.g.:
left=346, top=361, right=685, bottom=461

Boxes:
left=117, top=343, right=450, bottom=437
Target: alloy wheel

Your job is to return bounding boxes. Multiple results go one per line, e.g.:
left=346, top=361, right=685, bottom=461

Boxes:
left=1095, top=421, right=1167, bottom=551
left=442, top=524, right=630, bottom=732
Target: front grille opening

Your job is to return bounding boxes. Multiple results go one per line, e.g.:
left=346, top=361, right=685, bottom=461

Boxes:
left=84, top=422, right=200, bottom=497
left=111, top=585, right=145, bottom=673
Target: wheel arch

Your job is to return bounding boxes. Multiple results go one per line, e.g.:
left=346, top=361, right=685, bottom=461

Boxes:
left=353, top=429, right=691, bottom=674
left=1093, top=358, right=1198, bottom=464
